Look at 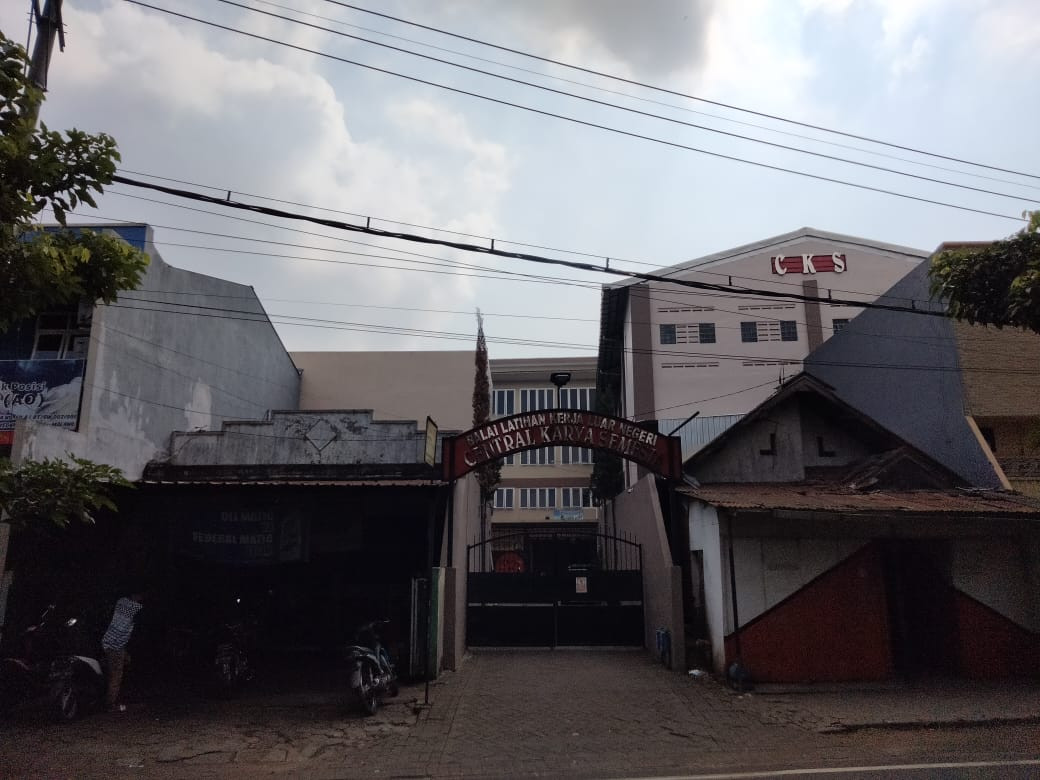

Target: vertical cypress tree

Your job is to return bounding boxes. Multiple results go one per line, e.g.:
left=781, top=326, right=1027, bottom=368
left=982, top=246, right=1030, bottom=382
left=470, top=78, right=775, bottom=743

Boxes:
left=472, top=311, right=501, bottom=544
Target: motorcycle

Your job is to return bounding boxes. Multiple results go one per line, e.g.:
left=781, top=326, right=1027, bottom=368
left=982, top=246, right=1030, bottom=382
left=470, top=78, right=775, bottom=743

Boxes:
left=346, top=619, right=398, bottom=716
left=211, top=608, right=254, bottom=697
left=0, top=605, right=105, bottom=721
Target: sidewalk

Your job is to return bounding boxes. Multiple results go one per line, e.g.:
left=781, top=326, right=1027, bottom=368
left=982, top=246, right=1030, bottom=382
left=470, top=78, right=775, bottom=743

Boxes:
left=749, top=678, right=1040, bottom=732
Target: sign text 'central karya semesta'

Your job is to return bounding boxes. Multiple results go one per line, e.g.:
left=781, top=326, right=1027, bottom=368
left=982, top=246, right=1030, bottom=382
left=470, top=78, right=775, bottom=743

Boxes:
left=443, top=410, right=682, bottom=480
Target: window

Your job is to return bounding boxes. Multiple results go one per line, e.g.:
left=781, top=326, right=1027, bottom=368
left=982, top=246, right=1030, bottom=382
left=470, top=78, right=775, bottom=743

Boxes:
left=780, top=321, right=798, bottom=341
left=502, top=454, right=515, bottom=466
left=519, top=388, right=554, bottom=412
left=493, top=389, right=514, bottom=417
left=562, top=447, right=593, bottom=464
left=519, top=488, right=556, bottom=509
left=520, top=447, right=555, bottom=465
left=494, top=488, right=514, bottom=509
left=662, top=323, right=716, bottom=345
left=741, top=321, right=795, bottom=343
left=559, top=387, right=595, bottom=410
left=561, top=488, right=593, bottom=508
left=32, top=312, right=90, bottom=360
left=832, top=318, right=849, bottom=333
left=740, top=322, right=758, bottom=343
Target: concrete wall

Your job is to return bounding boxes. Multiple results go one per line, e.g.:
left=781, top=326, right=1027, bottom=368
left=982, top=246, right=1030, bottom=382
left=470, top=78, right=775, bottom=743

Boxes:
left=441, top=474, right=480, bottom=671
left=13, top=231, right=301, bottom=479
left=166, top=410, right=436, bottom=466
left=688, top=501, right=725, bottom=671
left=620, top=230, right=925, bottom=420
left=292, top=351, right=474, bottom=430
left=612, top=475, right=684, bottom=670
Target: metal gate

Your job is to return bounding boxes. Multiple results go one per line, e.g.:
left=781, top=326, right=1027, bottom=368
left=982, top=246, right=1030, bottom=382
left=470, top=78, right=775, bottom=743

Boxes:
left=467, top=530, right=644, bottom=647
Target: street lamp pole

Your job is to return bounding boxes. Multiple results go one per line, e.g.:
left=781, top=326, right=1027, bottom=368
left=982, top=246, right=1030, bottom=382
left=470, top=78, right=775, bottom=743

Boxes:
left=549, top=371, right=572, bottom=410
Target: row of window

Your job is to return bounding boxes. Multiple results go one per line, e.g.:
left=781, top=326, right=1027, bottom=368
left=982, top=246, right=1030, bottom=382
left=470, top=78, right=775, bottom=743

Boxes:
left=497, top=447, right=594, bottom=466
left=493, top=487, right=595, bottom=509
left=660, top=319, right=849, bottom=346
left=492, top=387, right=596, bottom=417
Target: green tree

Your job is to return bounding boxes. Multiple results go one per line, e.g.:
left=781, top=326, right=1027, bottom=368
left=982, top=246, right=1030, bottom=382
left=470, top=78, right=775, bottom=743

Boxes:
left=472, top=311, right=501, bottom=530
left=929, top=211, right=1040, bottom=332
left=0, top=456, right=131, bottom=530
left=0, top=30, right=148, bottom=333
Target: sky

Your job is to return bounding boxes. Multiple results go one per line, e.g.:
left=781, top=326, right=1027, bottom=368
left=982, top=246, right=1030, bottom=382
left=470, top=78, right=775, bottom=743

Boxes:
left=3, top=0, right=1039, bottom=359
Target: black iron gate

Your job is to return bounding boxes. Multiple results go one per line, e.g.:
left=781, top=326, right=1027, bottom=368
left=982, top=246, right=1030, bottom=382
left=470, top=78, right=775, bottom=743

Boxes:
left=467, top=530, right=644, bottom=647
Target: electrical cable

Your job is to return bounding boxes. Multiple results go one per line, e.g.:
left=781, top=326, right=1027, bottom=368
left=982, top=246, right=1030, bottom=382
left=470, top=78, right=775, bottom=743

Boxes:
left=215, top=0, right=1037, bottom=206
left=119, top=1, right=1027, bottom=223
left=248, top=0, right=1040, bottom=193
left=321, top=0, right=1040, bottom=180
left=106, top=177, right=929, bottom=305
left=109, top=172, right=952, bottom=317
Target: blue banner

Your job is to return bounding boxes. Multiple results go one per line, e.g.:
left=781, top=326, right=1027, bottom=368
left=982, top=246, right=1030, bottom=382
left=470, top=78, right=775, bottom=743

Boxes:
left=0, top=359, right=86, bottom=445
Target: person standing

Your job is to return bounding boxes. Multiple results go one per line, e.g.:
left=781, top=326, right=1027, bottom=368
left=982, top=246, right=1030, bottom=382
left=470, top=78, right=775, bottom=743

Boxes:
left=101, top=591, right=144, bottom=712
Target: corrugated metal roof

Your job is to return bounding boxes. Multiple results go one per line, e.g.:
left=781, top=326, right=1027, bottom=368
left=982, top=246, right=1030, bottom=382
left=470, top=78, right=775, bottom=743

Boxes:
left=141, top=479, right=444, bottom=487
left=659, top=414, right=743, bottom=460
left=677, top=483, right=1040, bottom=515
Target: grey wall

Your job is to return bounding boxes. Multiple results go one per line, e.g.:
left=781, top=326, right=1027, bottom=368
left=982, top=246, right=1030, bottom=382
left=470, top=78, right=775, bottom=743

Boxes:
left=805, top=263, right=1002, bottom=488
left=612, top=475, right=685, bottom=671
left=15, top=230, right=301, bottom=478
left=167, top=411, right=436, bottom=466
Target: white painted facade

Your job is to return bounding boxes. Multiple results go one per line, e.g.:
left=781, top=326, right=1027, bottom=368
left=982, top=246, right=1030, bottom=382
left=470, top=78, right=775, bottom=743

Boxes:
left=613, top=228, right=928, bottom=425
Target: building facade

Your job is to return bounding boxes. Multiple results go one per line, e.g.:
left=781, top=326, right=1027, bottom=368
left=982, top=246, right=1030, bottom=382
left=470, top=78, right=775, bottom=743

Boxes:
left=597, top=228, right=928, bottom=475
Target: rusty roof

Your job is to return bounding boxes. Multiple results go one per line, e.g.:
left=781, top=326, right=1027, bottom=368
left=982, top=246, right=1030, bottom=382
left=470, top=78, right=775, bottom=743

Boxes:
left=677, top=483, right=1040, bottom=515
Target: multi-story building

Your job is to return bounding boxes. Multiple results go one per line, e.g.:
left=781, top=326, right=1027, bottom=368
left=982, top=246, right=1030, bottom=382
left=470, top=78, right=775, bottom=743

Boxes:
left=487, top=357, right=599, bottom=551
left=597, top=227, right=929, bottom=479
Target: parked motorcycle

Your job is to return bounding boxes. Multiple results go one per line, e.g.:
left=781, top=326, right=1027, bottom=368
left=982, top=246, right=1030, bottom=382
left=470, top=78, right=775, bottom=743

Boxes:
left=346, top=619, right=398, bottom=716
left=212, top=608, right=254, bottom=697
left=0, top=605, right=105, bottom=721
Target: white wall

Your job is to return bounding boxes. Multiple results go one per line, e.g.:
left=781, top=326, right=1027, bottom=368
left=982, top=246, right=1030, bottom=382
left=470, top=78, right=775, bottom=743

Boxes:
left=952, top=537, right=1040, bottom=632
left=689, top=501, right=725, bottom=672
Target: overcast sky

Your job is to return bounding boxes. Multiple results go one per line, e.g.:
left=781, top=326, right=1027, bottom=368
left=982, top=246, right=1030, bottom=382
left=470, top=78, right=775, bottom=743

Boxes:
left=3, top=0, right=1038, bottom=359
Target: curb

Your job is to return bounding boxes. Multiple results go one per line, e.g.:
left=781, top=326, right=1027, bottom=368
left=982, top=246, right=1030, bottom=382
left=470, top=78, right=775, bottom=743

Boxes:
left=817, top=714, right=1040, bottom=734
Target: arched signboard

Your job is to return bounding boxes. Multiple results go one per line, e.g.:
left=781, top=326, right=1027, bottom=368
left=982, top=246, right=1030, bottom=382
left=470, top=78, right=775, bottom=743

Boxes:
left=442, top=410, right=683, bottom=481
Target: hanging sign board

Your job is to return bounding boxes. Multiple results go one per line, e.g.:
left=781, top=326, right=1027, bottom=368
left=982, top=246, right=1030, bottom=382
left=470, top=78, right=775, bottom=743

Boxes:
left=424, top=416, right=438, bottom=467
left=443, top=410, right=683, bottom=481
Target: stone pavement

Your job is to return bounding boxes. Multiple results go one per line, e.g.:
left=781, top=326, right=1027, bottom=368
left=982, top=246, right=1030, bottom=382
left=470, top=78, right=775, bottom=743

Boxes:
left=1, top=649, right=1039, bottom=779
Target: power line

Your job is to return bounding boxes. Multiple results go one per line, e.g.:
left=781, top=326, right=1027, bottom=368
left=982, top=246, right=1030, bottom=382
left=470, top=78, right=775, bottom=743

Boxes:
left=113, top=171, right=929, bottom=305
left=110, top=173, right=952, bottom=317
left=120, top=2, right=1026, bottom=223
left=249, top=0, right=1040, bottom=193
left=322, top=0, right=1040, bottom=181
left=216, top=0, right=1037, bottom=206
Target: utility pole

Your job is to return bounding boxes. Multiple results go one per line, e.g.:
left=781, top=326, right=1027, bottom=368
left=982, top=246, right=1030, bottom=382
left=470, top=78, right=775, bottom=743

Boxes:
left=28, top=0, right=65, bottom=92
left=0, top=0, right=65, bottom=641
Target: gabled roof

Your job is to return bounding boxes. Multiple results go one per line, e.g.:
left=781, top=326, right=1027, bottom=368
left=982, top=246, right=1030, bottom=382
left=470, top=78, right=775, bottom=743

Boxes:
left=607, top=227, right=927, bottom=289
left=683, top=372, right=965, bottom=487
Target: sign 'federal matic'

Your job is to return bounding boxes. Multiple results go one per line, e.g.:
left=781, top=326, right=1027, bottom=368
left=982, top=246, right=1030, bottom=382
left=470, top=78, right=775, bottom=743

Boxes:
left=770, top=253, right=847, bottom=275
left=442, top=410, right=683, bottom=481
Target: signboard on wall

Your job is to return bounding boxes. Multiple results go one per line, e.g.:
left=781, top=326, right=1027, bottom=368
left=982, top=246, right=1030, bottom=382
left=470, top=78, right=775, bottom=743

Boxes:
left=175, top=510, right=309, bottom=565
left=0, top=359, right=86, bottom=446
left=770, top=254, right=848, bottom=275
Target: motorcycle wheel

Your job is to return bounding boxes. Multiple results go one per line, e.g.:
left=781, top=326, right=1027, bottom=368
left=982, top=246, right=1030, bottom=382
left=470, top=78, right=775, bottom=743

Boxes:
left=52, top=681, right=79, bottom=722
left=388, top=680, right=399, bottom=698
left=356, top=664, right=379, bottom=716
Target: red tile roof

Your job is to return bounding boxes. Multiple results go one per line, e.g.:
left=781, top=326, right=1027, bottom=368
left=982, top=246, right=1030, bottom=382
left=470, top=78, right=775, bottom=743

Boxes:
left=677, top=483, right=1040, bottom=515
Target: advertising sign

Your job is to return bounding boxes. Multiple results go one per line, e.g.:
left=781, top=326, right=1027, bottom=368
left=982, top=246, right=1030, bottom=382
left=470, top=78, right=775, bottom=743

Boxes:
left=443, top=410, right=683, bottom=480
left=176, top=510, right=309, bottom=565
left=0, top=359, right=86, bottom=446
left=770, top=253, right=848, bottom=275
